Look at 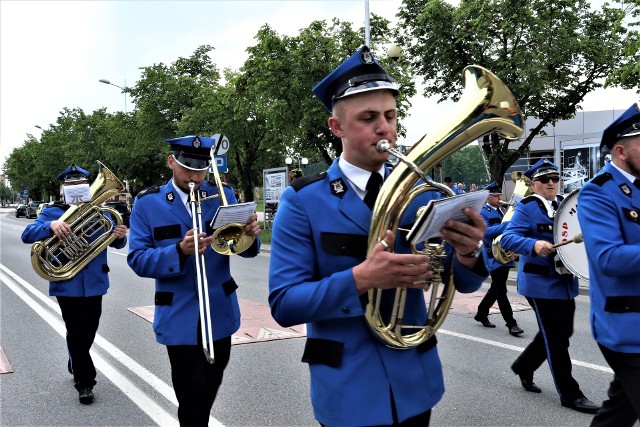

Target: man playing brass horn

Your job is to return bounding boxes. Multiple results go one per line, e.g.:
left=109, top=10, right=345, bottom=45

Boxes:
left=127, top=136, right=261, bottom=426
left=579, top=103, right=640, bottom=426
left=501, top=158, right=599, bottom=414
left=21, top=164, right=128, bottom=405
left=268, top=46, right=488, bottom=426
left=474, top=181, right=524, bottom=336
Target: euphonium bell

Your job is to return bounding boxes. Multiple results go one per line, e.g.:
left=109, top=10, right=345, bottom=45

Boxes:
left=30, top=161, right=125, bottom=282
left=365, top=66, right=524, bottom=349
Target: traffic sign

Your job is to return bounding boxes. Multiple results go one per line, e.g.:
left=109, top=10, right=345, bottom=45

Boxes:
left=211, top=134, right=230, bottom=156
left=214, top=155, right=228, bottom=173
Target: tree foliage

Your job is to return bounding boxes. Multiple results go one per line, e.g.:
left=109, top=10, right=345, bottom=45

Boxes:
left=396, top=0, right=635, bottom=182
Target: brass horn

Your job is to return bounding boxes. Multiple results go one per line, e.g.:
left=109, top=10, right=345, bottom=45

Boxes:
left=207, top=137, right=255, bottom=255
left=31, top=161, right=125, bottom=281
left=365, top=66, right=524, bottom=349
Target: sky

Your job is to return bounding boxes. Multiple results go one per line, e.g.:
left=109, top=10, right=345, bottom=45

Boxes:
left=1, top=0, right=637, bottom=171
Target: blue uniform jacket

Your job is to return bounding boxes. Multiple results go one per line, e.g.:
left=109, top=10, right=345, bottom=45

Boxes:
left=127, top=179, right=260, bottom=346
left=21, top=203, right=127, bottom=297
left=480, top=203, right=515, bottom=271
left=501, top=194, right=578, bottom=299
left=578, top=162, right=640, bottom=353
left=268, top=159, right=487, bottom=427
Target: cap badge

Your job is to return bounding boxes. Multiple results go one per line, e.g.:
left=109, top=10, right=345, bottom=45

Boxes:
left=192, top=137, right=201, bottom=149
left=360, top=48, right=373, bottom=64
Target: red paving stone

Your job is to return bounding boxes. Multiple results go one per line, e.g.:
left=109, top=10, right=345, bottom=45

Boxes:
left=126, top=289, right=531, bottom=346
left=0, top=346, right=13, bottom=374
left=127, top=300, right=306, bottom=345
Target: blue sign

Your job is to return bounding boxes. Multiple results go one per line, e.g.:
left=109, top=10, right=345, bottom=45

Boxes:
left=214, top=155, right=228, bottom=173
left=22, top=190, right=29, bottom=197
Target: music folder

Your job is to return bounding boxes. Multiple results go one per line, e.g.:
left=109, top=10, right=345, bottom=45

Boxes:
left=210, top=201, right=257, bottom=229
left=406, top=190, right=489, bottom=244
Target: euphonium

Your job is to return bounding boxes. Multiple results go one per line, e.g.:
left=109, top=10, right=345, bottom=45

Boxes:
left=31, top=161, right=125, bottom=282
left=365, top=66, right=524, bottom=349
left=491, top=171, right=531, bottom=263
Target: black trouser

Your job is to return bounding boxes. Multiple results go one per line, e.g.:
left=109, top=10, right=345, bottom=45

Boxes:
left=57, top=295, right=102, bottom=390
left=167, top=336, right=232, bottom=427
left=512, top=297, right=583, bottom=402
left=476, top=266, right=516, bottom=326
left=591, top=344, right=640, bottom=427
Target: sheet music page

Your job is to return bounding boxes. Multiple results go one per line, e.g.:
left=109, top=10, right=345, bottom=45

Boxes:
left=210, top=201, right=257, bottom=229
left=407, top=190, right=489, bottom=244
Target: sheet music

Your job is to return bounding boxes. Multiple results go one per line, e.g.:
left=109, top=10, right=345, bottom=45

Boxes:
left=210, top=201, right=257, bottom=229
left=406, top=190, right=489, bottom=244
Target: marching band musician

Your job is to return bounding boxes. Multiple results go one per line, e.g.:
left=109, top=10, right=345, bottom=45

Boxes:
left=500, top=158, right=599, bottom=414
left=127, top=136, right=261, bottom=426
left=474, top=181, right=524, bottom=336
left=21, top=164, right=128, bottom=405
left=268, top=46, right=488, bottom=427
left=578, top=103, right=640, bottom=426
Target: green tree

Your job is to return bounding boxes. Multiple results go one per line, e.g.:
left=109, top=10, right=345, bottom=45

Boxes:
left=397, top=0, right=634, bottom=182
left=607, top=0, right=640, bottom=91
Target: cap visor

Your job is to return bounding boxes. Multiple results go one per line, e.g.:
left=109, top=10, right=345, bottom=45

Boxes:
left=172, top=154, right=210, bottom=171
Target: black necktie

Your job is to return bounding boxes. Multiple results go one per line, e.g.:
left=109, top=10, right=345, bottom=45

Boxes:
left=364, top=173, right=383, bottom=210
left=551, top=200, right=558, bottom=210
left=634, top=179, right=640, bottom=190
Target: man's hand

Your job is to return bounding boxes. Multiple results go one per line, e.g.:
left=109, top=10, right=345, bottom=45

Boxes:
left=353, top=230, right=433, bottom=295
left=112, top=224, right=128, bottom=239
left=534, top=240, right=555, bottom=257
left=243, top=213, right=261, bottom=238
left=50, top=220, right=72, bottom=239
left=179, top=228, right=213, bottom=255
left=439, top=207, right=487, bottom=267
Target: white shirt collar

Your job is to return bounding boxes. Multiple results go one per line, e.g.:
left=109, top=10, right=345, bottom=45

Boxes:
left=338, top=156, right=385, bottom=198
left=610, top=161, right=637, bottom=185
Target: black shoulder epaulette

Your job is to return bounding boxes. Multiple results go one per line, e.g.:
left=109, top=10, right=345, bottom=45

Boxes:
left=50, top=201, right=69, bottom=210
left=591, top=172, right=612, bottom=187
left=136, top=186, right=160, bottom=199
left=521, top=195, right=548, bottom=211
left=291, top=172, right=327, bottom=191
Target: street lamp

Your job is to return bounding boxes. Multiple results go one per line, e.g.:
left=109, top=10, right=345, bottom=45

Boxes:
left=285, top=155, right=308, bottom=170
left=99, top=78, right=127, bottom=113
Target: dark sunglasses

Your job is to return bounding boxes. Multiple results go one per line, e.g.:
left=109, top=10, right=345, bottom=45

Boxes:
left=535, top=176, right=560, bottom=184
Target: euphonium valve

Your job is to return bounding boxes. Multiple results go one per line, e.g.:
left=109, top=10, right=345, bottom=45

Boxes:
left=365, top=66, right=524, bottom=349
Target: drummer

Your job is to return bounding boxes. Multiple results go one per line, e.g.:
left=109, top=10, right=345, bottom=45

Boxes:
left=578, top=103, right=640, bottom=425
left=500, top=158, right=600, bottom=414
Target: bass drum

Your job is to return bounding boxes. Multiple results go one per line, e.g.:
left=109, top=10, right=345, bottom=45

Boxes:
left=553, top=189, right=589, bottom=281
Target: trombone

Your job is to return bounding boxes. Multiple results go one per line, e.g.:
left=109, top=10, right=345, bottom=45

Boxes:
left=188, top=181, right=215, bottom=364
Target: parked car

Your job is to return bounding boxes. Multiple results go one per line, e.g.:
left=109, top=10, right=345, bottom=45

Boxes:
left=104, top=200, right=130, bottom=227
left=26, top=201, right=44, bottom=219
left=15, top=204, right=27, bottom=217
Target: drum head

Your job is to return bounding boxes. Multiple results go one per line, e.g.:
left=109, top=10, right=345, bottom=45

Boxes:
left=553, top=189, right=589, bottom=281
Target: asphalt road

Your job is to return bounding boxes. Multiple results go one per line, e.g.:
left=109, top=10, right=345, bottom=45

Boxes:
left=0, top=208, right=619, bottom=426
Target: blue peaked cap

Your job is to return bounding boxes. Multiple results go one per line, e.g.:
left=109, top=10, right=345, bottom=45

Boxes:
left=600, top=103, right=640, bottom=150
left=164, top=135, right=214, bottom=171
left=484, top=181, right=502, bottom=194
left=524, top=158, right=559, bottom=179
left=56, top=164, right=90, bottom=182
left=312, top=46, right=399, bottom=112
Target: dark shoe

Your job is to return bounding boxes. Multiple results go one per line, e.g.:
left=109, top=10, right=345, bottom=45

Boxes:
left=561, top=397, right=600, bottom=414
left=78, top=388, right=94, bottom=405
left=511, top=363, right=541, bottom=393
left=474, top=314, right=496, bottom=328
left=508, top=324, right=524, bottom=336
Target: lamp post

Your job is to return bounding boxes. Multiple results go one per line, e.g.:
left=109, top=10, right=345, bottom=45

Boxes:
left=99, top=78, right=127, bottom=113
